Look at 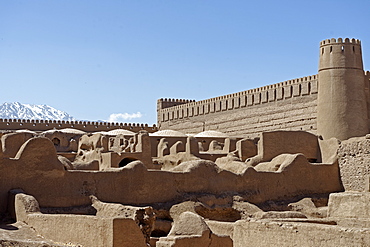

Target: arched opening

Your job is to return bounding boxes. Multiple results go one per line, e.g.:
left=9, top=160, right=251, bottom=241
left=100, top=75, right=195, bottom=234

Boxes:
left=52, top=137, right=60, bottom=147
left=118, top=157, right=137, bottom=167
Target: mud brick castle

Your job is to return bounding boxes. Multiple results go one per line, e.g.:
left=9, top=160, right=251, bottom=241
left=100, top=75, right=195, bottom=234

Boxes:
left=0, top=38, right=369, bottom=247
left=158, top=38, right=370, bottom=141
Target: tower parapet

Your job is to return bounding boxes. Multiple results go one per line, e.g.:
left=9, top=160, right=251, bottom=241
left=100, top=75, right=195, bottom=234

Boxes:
left=157, top=98, right=195, bottom=127
left=319, top=38, right=363, bottom=71
left=317, top=38, right=368, bottom=140
left=157, top=98, right=195, bottom=110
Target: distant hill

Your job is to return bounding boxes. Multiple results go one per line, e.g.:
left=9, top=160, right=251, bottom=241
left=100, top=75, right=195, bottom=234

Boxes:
left=0, top=102, right=75, bottom=121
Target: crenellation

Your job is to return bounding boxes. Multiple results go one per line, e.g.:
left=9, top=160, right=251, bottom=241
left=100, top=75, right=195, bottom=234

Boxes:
left=268, top=88, right=276, bottom=102
left=310, top=80, right=318, bottom=94
left=255, top=92, right=261, bottom=104
left=187, top=106, right=192, bottom=116
left=214, top=101, right=219, bottom=112
left=204, top=103, right=209, bottom=113
left=261, top=91, right=268, bottom=103
left=179, top=108, right=183, bottom=118
left=192, top=106, right=197, bottom=116
left=234, top=96, right=240, bottom=108
left=246, top=94, right=253, bottom=106
left=0, top=118, right=158, bottom=133
left=284, top=85, right=292, bottom=98
left=292, top=84, right=301, bottom=97
left=240, top=95, right=246, bottom=107
left=158, top=39, right=364, bottom=140
left=321, top=38, right=361, bottom=48
left=221, top=99, right=226, bottom=111
left=227, top=98, right=233, bottom=109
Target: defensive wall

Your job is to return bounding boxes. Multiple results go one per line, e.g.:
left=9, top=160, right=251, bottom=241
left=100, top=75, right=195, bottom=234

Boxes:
left=158, top=38, right=370, bottom=139
left=157, top=74, right=319, bottom=136
left=0, top=118, right=158, bottom=133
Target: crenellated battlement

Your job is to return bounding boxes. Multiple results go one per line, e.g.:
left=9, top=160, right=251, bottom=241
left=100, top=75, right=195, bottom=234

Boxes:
left=157, top=98, right=195, bottom=103
left=320, top=38, right=361, bottom=46
left=157, top=98, right=195, bottom=110
left=156, top=37, right=369, bottom=138
left=318, top=38, right=368, bottom=140
left=0, top=118, right=157, bottom=133
left=158, top=74, right=318, bottom=123
left=319, top=37, right=364, bottom=73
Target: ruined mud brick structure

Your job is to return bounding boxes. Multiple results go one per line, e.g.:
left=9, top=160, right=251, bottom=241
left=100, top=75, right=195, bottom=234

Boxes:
left=1, top=38, right=370, bottom=247
left=158, top=38, right=370, bottom=140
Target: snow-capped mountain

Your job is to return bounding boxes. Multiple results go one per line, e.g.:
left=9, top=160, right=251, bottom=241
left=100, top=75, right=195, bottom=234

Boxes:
left=0, top=102, right=75, bottom=121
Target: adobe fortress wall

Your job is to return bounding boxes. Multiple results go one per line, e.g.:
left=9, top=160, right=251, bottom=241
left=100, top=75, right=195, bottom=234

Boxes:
left=0, top=118, right=158, bottom=133
left=158, top=75, right=318, bottom=136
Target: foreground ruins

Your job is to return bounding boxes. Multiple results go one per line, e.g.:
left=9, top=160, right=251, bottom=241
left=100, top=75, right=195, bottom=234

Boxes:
left=1, top=38, right=369, bottom=246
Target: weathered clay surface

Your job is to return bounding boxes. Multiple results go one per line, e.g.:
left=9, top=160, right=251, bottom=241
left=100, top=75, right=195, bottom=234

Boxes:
left=338, top=136, right=370, bottom=192
left=0, top=222, right=74, bottom=247
left=157, top=211, right=233, bottom=247
left=288, top=198, right=326, bottom=218
left=90, top=195, right=155, bottom=244
left=0, top=37, right=370, bottom=246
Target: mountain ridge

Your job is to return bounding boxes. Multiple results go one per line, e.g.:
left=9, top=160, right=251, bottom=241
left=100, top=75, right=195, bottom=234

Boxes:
left=0, top=102, right=75, bottom=121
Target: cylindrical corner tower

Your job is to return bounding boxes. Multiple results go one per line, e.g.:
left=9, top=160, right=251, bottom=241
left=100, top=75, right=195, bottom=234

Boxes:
left=317, top=38, right=368, bottom=140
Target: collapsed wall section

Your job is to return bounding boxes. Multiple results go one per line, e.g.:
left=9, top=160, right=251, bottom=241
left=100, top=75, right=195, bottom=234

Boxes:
left=158, top=75, right=318, bottom=136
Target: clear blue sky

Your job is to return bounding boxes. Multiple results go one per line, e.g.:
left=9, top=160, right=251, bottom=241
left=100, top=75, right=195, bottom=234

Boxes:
left=1, top=0, right=370, bottom=125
